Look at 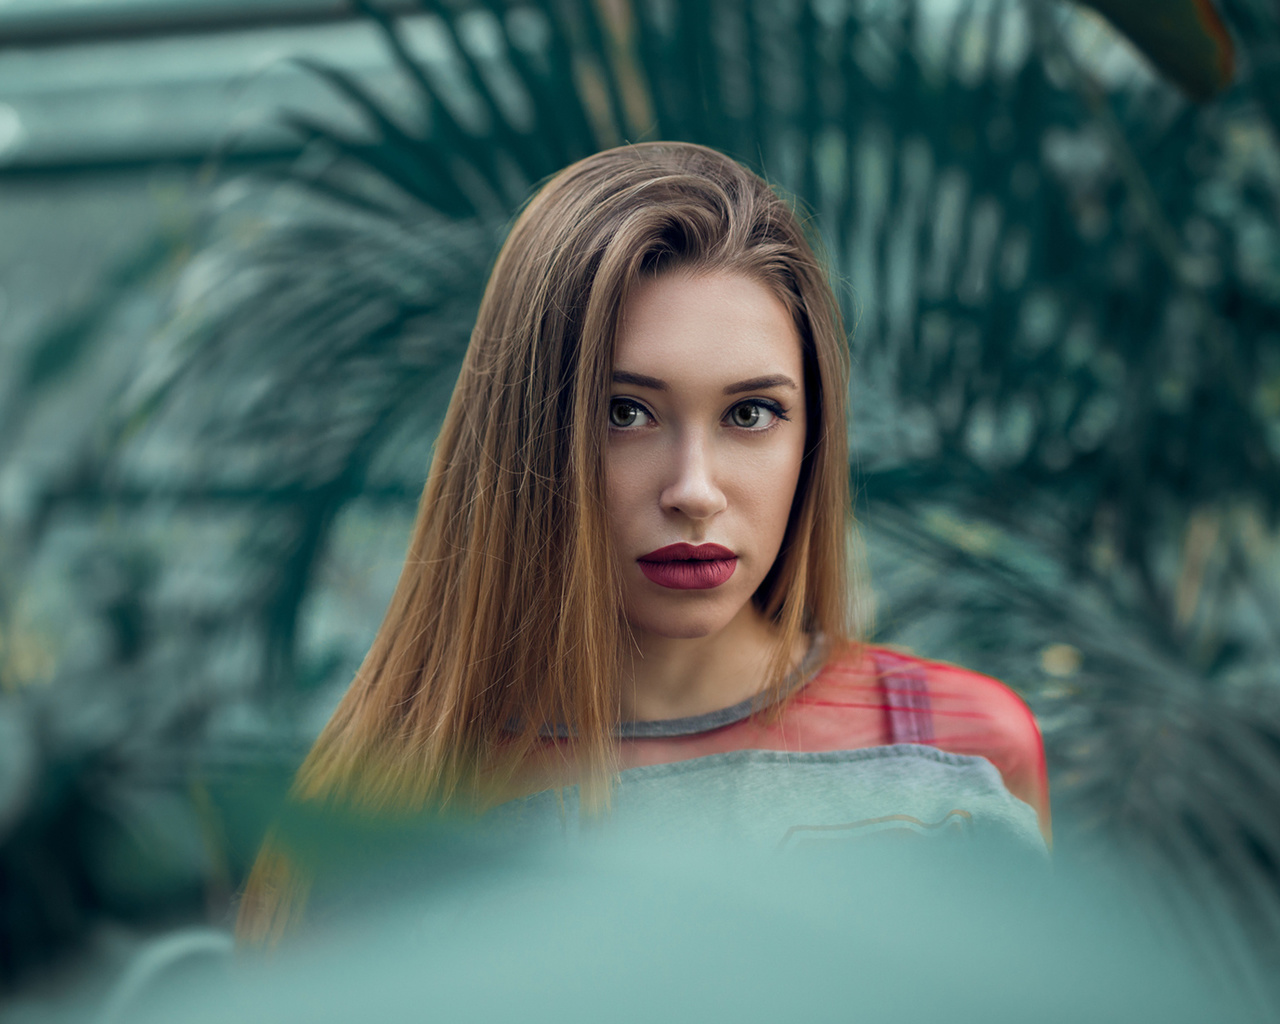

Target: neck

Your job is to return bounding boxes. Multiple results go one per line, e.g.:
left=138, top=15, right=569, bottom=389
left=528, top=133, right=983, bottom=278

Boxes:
left=619, top=605, right=806, bottom=721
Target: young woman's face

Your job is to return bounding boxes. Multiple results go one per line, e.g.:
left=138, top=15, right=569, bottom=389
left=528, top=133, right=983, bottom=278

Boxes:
left=606, top=271, right=807, bottom=640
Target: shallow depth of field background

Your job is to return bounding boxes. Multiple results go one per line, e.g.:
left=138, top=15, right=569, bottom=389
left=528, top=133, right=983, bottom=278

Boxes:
left=2, top=0, right=1280, bottom=1015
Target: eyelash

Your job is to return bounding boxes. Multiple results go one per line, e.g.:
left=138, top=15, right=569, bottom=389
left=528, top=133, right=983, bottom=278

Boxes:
left=608, top=397, right=791, bottom=433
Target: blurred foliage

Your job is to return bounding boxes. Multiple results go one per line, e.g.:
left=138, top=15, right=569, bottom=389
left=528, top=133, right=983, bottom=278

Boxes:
left=121, top=829, right=1271, bottom=1023
left=4, top=0, right=1280, bottom=999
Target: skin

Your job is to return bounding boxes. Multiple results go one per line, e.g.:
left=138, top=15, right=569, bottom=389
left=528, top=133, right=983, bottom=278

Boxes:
left=606, top=271, right=808, bottom=721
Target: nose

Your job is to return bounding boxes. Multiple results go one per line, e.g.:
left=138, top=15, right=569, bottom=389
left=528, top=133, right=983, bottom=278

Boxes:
left=660, top=430, right=727, bottom=521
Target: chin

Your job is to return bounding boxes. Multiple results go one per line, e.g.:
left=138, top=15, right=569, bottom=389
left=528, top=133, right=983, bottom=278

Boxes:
left=624, top=605, right=737, bottom=641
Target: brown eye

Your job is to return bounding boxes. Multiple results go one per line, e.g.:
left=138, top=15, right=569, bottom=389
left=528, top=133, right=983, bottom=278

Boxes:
left=609, top=399, right=646, bottom=428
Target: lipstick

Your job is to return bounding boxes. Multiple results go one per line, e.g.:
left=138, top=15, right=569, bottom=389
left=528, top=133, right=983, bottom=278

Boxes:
left=637, top=543, right=737, bottom=590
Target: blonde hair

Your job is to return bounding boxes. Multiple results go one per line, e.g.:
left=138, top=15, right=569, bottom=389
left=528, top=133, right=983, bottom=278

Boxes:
left=238, top=142, right=854, bottom=943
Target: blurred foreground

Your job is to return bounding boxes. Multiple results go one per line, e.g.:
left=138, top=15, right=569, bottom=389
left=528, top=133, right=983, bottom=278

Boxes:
left=81, top=817, right=1277, bottom=1024
left=4, top=0, right=1280, bottom=1011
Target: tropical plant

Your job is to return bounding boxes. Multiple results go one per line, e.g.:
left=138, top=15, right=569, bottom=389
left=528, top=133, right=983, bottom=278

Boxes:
left=3, top=0, right=1280, bottom=997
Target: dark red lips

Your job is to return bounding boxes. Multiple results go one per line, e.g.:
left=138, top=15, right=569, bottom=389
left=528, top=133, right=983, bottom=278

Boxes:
left=637, top=543, right=737, bottom=590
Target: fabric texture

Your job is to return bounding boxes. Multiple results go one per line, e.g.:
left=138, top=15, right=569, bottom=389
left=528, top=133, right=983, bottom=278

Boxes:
left=493, top=643, right=1051, bottom=855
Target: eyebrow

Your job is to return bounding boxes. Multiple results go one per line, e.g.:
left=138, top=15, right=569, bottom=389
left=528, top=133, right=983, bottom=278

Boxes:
left=611, top=370, right=668, bottom=391
left=611, top=371, right=799, bottom=395
left=723, top=374, right=801, bottom=396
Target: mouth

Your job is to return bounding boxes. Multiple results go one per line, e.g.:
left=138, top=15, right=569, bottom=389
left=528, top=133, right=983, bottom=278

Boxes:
left=637, top=543, right=737, bottom=590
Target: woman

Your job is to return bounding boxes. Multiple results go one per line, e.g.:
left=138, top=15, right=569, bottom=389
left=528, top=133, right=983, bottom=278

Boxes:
left=239, top=141, right=1048, bottom=942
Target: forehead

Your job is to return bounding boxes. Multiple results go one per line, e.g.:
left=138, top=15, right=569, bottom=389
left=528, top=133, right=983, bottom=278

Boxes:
left=613, top=272, right=802, bottom=378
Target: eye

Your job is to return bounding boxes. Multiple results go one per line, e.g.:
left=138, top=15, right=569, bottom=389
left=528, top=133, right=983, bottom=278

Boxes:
left=727, top=399, right=785, bottom=430
left=609, top=398, right=651, bottom=429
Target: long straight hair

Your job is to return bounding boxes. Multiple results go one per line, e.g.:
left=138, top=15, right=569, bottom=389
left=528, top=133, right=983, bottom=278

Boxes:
left=238, top=142, right=854, bottom=943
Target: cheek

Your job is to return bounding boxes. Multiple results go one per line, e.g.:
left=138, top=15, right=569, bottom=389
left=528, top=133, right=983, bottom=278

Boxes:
left=734, top=438, right=805, bottom=527
left=603, top=448, right=644, bottom=540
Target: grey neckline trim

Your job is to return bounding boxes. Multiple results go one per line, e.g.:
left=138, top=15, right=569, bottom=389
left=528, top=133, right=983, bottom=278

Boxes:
left=542, top=634, right=830, bottom=740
